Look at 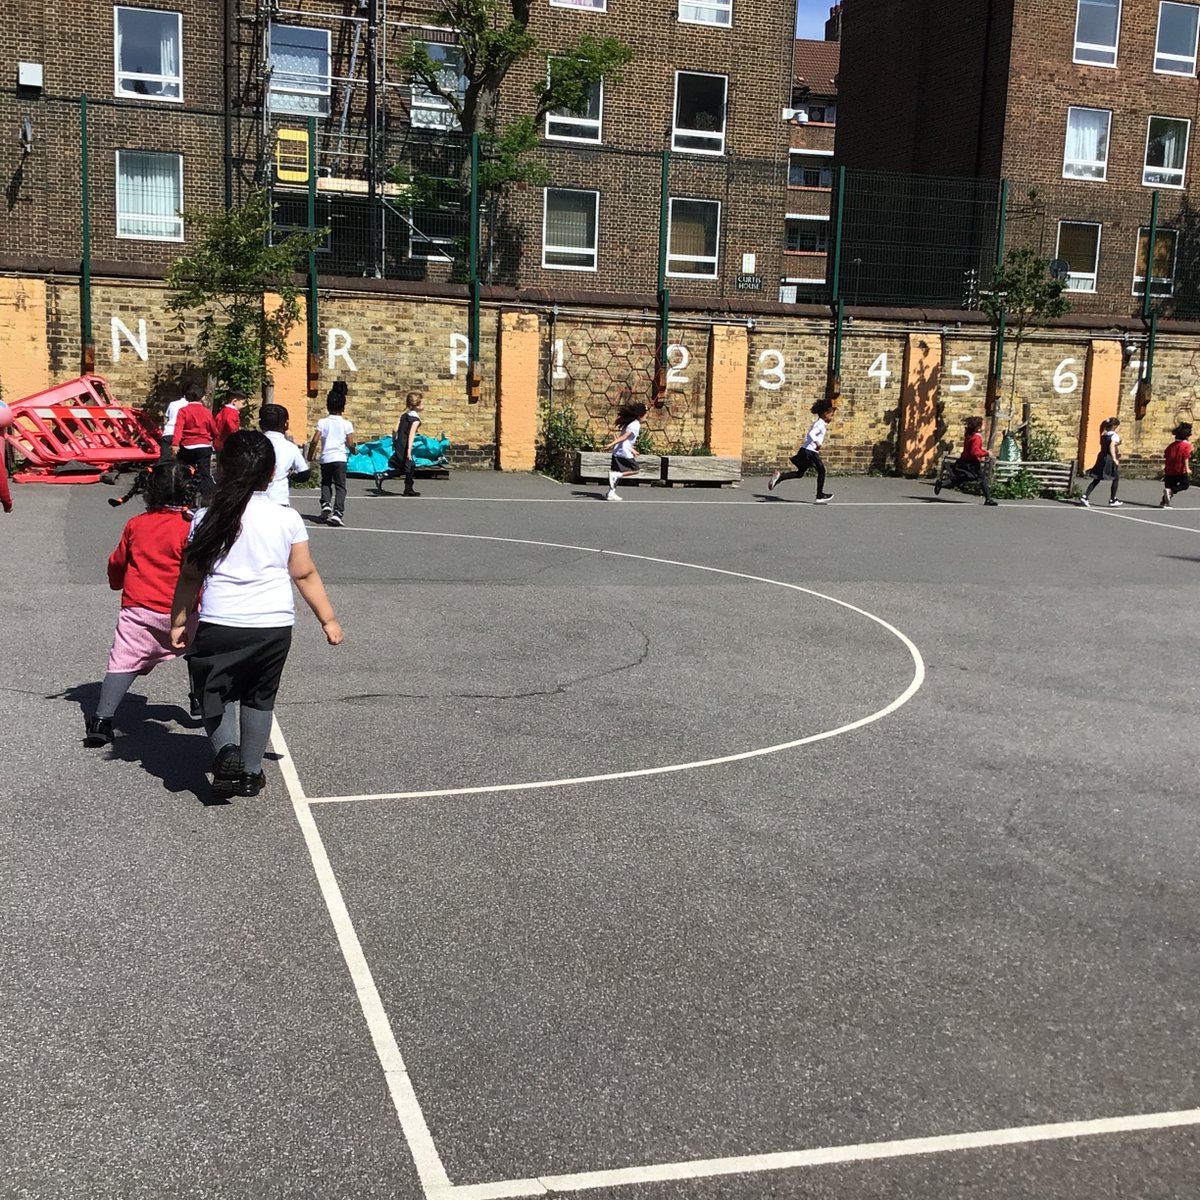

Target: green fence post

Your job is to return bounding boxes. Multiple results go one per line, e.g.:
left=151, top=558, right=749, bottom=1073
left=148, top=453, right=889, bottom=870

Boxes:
left=80, top=95, right=94, bottom=373
left=988, top=179, right=1009, bottom=425
left=307, top=116, right=319, bottom=393
left=1141, top=190, right=1160, bottom=322
left=827, top=166, right=846, bottom=398
left=469, top=132, right=480, bottom=371
left=1136, top=191, right=1160, bottom=418
left=657, top=150, right=670, bottom=382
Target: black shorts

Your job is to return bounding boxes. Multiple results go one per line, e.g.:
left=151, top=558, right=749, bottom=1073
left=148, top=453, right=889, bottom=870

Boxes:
left=611, top=454, right=639, bottom=474
left=187, top=623, right=293, bottom=717
left=1165, top=473, right=1191, bottom=492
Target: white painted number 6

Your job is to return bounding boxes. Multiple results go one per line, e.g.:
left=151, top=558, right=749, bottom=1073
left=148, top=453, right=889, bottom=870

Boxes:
left=758, top=349, right=785, bottom=390
left=1052, top=358, right=1078, bottom=394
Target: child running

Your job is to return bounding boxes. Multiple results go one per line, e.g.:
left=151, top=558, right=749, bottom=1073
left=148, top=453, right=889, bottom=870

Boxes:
left=768, top=399, right=836, bottom=503
left=1080, top=417, right=1122, bottom=507
left=84, top=462, right=200, bottom=748
left=933, top=415, right=999, bottom=505
left=169, top=431, right=342, bottom=799
left=213, top=389, right=246, bottom=455
left=260, top=403, right=311, bottom=506
left=309, top=382, right=357, bottom=524
left=602, top=402, right=647, bottom=501
left=1161, top=422, right=1193, bottom=508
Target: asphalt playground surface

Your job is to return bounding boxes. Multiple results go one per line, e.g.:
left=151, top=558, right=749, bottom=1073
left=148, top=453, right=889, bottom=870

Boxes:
left=3, top=468, right=1200, bottom=1199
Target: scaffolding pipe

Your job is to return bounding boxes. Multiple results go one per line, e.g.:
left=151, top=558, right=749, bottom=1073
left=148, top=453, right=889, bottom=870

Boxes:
left=307, top=115, right=319, bottom=377
left=366, top=0, right=380, bottom=276
left=80, top=95, right=94, bottom=371
left=469, top=131, right=481, bottom=365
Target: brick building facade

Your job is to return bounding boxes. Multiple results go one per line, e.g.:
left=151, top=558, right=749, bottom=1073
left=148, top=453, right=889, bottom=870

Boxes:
left=0, top=1, right=795, bottom=301
left=836, top=0, right=1200, bottom=316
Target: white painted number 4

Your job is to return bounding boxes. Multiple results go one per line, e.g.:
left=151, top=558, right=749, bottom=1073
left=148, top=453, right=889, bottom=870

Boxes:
left=868, top=353, right=891, bottom=390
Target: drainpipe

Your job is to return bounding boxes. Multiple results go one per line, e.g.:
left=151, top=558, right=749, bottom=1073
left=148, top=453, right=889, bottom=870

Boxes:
left=1136, top=190, right=1159, bottom=418
left=80, top=95, right=94, bottom=374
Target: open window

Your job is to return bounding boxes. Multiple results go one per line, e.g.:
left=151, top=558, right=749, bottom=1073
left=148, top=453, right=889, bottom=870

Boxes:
left=114, top=7, right=183, bottom=101
left=672, top=72, right=727, bottom=154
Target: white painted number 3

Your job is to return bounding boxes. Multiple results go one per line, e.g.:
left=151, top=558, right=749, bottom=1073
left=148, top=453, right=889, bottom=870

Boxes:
left=868, top=352, right=891, bottom=390
left=758, top=349, right=785, bottom=390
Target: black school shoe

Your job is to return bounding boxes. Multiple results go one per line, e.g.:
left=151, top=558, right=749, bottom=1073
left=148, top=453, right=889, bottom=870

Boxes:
left=211, top=744, right=244, bottom=798
left=189, top=693, right=202, bottom=718
left=235, top=772, right=266, bottom=797
left=403, top=489, right=421, bottom=497
left=83, top=716, right=113, bottom=747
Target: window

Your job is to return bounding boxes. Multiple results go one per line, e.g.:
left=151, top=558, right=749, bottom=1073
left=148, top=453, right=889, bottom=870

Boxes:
left=1144, top=116, right=1190, bottom=187
left=1055, top=221, right=1101, bottom=292
left=805, top=103, right=836, bottom=124
left=788, top=151, right=833, bottom=188
left=114, top=7, right=182, bottom=101
left=1155, top=2, right=1200, bottom=73
left=545, top=62, right=602, bottom=142
left=679, top=0, right=732, bottom=28
left=784, top=217, right=830, bottom=254
left=1074, top=0, right=1121, bottom=65
left=666, top=197, right=720, bottom=276
left=1063, top=107, right=1111, bottom=180
left=672, top=72, right=727, bottom=154
left=268, top=23, right=331, bottom=116
left=550, top=0, right=607, bottom=10
left=116, top=150, right=183, bottom=240
left=408, top=178, right=465, bottom=261
left=542, top=189, right=599, bottom=270
left=1133, top=227, right=1178, bottom=296
left=411, top=43, right=467, bottom=131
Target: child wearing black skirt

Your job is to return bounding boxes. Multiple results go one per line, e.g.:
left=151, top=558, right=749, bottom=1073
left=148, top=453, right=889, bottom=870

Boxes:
left=602, top=402, right=647, bottom=501
left=768, top=399, right=836, bottom=503
left=1080, top=417, right=1122, bottom=507
left=170, top=431, right=343, bottom=799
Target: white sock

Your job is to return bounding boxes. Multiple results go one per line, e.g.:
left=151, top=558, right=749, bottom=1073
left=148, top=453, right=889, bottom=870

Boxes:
left=608, top=471, right=619, bottom=487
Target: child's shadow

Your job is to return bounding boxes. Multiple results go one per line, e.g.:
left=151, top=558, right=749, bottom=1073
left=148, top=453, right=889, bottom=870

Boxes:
left=54, top=684, right=222, bottom=807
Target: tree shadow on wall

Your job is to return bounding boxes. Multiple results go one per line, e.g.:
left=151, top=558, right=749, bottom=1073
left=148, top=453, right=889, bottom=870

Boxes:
left=140, top=361, right=206, bottom=425
left=1165, top=196, right=1200, bottom=321
left=483, top=201, right=526, bottom=287
left=901, top=351, right=943, bottom=477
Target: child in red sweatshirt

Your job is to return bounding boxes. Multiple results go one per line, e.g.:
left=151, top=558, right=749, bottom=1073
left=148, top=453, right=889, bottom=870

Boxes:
left=85, top=463, right=200, bottom=747
left=172, top=383, right=217, bottom=498
left=934, top=415, right=999, bottom=506
left=1161, top=422, right=1193, bottom=508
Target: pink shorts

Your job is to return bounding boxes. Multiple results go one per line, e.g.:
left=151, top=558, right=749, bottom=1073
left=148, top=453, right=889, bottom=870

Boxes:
left=105, top=606, right=196, bottom=675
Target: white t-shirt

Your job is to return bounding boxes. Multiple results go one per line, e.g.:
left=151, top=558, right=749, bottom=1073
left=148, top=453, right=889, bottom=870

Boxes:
left=1106, top=431, right=1121, bottom=451
left=190, top=494, right=308, bottom=628
left=161, top=398, right=188, bottom=438
left=265, top=430, right=309, bottom=505
left=317, top=414, right=354, bottom=464
left=614, top=419, right=640, bottom=459
left=803, top=417, right=828, bottom=452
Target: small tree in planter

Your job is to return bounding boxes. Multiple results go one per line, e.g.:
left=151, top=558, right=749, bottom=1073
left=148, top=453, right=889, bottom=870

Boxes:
left=165, top=190, right=324, bottom=396
left=980, top=246, right=1070, bottom=451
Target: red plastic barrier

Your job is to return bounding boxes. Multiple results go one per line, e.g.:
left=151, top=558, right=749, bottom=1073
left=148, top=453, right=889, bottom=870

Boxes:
left=2, top=375, right=160, bottom=484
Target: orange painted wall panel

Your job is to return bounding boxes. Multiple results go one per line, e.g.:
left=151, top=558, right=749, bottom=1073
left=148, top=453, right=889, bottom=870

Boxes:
left=899, top=333, right=942, bottom=476
left=706, top=325, right=749, bottom=458
left=498, top=311, right=541, bottom=472
left=0, top=278, right=50, bottom=401
left=265, top=294, right=310, bottom=439
left=1079, top=340, right=1122, bottom=470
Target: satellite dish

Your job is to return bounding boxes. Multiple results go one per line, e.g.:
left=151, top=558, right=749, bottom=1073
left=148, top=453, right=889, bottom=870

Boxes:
left=1049, top=258, right=1069, bottom=281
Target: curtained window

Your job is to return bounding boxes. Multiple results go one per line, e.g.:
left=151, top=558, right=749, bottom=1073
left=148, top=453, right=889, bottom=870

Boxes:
left=546, top=61, right=603, bottom=142
left=1133, top=227, right=1178, bottom=296
left=1055, top=221, right=1101, bottom=292
left=269, top=23, right=331, bottom=117
left=680, top=0, right=732, bottom=27
left=411, top=43, right=467, bottom=131
left=1074, top=0, right=1121, bottom=65
left=114, top=7, right=182, bottom=101
left=550, top=0, right=607, bottom=10
left=667, top=197, right=719, bottom=277
left=1144, top=115, right=1190, bottom=186
left=543, top=189, right=599, bottom=270
left=784, top=218, right=830, bottom=254
left=116, top=150, right=183, bottom=241
left=1155, top=2, right=1200, bottom=72
left=672, top=73, right=727, bottom=155
left=788, top=152, right=833, bottom=188
left=1062, top=107, right=1111, bottom=180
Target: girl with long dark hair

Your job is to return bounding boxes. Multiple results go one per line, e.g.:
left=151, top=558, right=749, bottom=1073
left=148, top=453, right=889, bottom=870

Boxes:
left=602, top=402, right=647, bottom=501
left=934, top=415, right=998, bottom=505
left=1081, top=417, right=1122, bottom=507
left=768, top=399, right=836, bottom=503
left=169, top=431, right=343, bottom=799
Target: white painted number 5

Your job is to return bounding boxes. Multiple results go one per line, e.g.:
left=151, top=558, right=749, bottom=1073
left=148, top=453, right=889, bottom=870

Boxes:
left=948, top=355, right=975, bottom=394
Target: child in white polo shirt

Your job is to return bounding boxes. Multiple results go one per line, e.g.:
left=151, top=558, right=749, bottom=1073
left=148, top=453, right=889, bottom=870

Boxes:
left=308, top=382, right=357, bottom=526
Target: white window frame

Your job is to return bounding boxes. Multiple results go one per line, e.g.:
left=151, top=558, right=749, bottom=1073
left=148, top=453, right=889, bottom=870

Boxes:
left=1132, top=226, right=1179, bottom=296
left=544, top=63, right=603, bottom=143
left=542, top=188, right=600, bottom=272
left=411, top=42, right=466, bottom=131
left=671, top=71, right=728, bottom=156
left=115, top=150, right=184, bottom=242
left=1073, top=0, right=1121, bottom=66
left=1143, top=115, right=1190, bottom=188
left=550, top=0, right=607, bottom=10
left=1055, top=220, right=1102, bottom=293
left=679, top=0, right=732, bottom=28
left=268, top=23, right=332, bottom=117
left=666, top=196, right=720, bottom=278
left=784, top=213, right=831, bottom=255
left=113, top=6, right=184, bottom=102
left=788, top=149, right=834, bottom=188
left=1155, top=1, right=1200, bottom=73
left=1062, top=106, right=1112, bottom=181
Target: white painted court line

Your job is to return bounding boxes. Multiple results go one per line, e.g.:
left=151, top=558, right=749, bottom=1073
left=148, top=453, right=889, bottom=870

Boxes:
left=271, top=716, right=452, bottom=1197
left=305, top=532, right=926, bottom=805
left=305, top=495, right=1077, bottom=507
left=1085, top=507, right=1200, bottom=534
left=431, top=1107, right=1200, bottom=1199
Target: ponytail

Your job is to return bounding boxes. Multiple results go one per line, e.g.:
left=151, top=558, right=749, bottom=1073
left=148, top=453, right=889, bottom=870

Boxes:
left=186, top=430, right=275, bottom=576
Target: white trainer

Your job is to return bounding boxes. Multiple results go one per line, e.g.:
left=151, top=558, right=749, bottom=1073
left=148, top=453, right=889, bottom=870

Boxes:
left=606, top=488, right=622, bottom=501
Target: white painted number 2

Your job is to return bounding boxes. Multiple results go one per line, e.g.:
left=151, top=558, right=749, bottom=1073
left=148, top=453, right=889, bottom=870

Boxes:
left=757, top=349, right=785, bottom=391
left=948, top=355, right=975, bottom=394
left=868, top=352, right=891, bottom=390
left=666, top=344, right=690, bottom=385
left=1052, top=358, right=1078, bottom=395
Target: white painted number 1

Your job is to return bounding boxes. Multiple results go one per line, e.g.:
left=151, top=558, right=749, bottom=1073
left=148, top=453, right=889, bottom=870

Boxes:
left=868, top=352, right=891, bottom=390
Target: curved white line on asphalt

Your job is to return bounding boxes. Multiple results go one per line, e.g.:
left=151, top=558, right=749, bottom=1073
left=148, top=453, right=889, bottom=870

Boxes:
left=305, top=530, right=926, bottom=805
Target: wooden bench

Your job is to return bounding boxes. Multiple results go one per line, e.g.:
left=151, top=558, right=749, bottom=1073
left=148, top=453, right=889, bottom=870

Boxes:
left=937, top=455, right=1076, bottom=493
left=661, top=456, right=742, bottom=485
left=574, top=451, right=664, bottom=484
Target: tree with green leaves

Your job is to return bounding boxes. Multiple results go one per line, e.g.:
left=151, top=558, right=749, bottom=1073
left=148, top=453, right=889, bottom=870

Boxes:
left=403, top=7, right=632, bottom=193
left=165, top=190, right=325, bottom=395
left=980, top=246, right=1071, bottom=449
